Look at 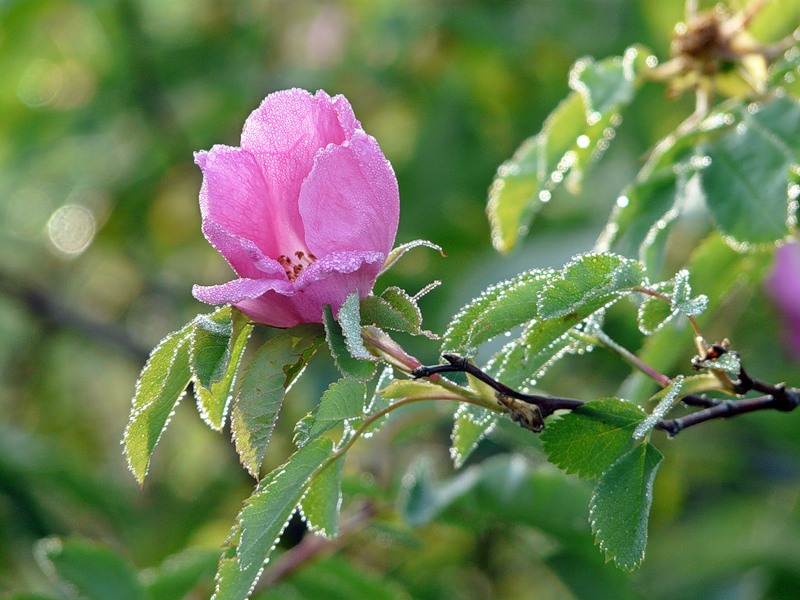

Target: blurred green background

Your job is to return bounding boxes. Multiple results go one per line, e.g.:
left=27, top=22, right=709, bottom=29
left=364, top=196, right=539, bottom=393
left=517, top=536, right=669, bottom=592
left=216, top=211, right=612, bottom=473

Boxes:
left=2, top=0, right=800, bottom=598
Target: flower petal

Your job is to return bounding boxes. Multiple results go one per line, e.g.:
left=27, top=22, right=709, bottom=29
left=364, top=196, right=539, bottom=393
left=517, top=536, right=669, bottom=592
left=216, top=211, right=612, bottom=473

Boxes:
left=300, top=130, right=399, bottom=258
left=196, top=145, right=289, bottom=263
left=193, top=251, right=384, bottom=328
left=239, top=89, right=353, bottom=256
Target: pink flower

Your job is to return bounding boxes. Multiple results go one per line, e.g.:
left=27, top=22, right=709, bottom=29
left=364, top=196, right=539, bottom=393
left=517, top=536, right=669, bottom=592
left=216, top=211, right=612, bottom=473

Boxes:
left=768, top=241, right=800, bottom=358
left=192, top=89, right=399, bottom=327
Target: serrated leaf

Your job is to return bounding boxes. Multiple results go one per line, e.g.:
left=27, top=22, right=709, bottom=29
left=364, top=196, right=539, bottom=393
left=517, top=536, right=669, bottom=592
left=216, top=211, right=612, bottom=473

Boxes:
left=192, top=307, right=253, bottom=430
left=633, top=376, right=684, bottom=440
left=237, top=439, right=334, bottom=572
left=494, top=313, right=593, bottom=389
left=538, top=253, right=645, bottom=320
left=590, top=443, right=662, bottom=570
left=191, top=306, right=234, bottom=389
left=300, top=457, right=343, bottom=538
left=671, top=270, right=708, bottom=317
left=214, top=439, right=333, bottom=600
left=231, top=325, right=323, bottom=478
left=488, top=49, right=644, bottom=253
left=323, top=304, right=376, bottom=381
left=379, top=239, right=445, bottom=276
left=293, top=378, right=366, bottom=448
left=702, top=95, right=800, bottom=246
left=124, top=323, right=193, bottom=484
left=360, top=290, right=420, bottom=335
left=338, top=292, right=372, bottom=360
left=451, top=403, right=499, bottom=469
left=637, top=295, right=677, bottom=335
left=694, top=351, right=742, bottom=376
left=541, top=398, right=646, bottom=479
left=358, top=365, right=394, bottom=438
left=35, top=538, right=145, bottom=600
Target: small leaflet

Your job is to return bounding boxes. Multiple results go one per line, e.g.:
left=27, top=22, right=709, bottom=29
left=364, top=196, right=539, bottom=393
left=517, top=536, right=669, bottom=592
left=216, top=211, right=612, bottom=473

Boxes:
left=378, top=239, right=445, bottom=276
left=589, top=443, right=663, bottom=570
left=633, top=375, right=684, bottom=440
left=124, top=323, right=194, bottom=484
left=323, top=303, right=376, bottom=381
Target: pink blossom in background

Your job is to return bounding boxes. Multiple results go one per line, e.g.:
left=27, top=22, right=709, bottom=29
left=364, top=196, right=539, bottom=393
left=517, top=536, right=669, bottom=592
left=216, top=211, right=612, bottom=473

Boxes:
left=192, top=89, right=399, bottom=327
left=768, top=241, right=800, bottom=358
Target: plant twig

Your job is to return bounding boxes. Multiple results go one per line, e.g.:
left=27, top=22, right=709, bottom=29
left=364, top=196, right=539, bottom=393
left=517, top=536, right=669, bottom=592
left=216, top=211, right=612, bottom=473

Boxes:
left=412, top=354, right=800, bottom=437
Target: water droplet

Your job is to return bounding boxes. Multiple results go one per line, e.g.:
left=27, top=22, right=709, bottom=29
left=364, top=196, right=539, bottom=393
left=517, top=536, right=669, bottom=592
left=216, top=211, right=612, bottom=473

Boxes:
left=550, top=171, right=564, bottom=183
left=576, top=135, right=590, bottom=149
left=736, top=122, right=747, bottom=135
left=539, top=190, right=551, bottom=203
left=746, top=102, right=761, bottom=114
left=674, top=22, right=687, bottom=35
left=616, top=195, right=629, bottom=208
left=646, top=55, right=658, bottom=68
left=789, top=183, right=800, bottom=200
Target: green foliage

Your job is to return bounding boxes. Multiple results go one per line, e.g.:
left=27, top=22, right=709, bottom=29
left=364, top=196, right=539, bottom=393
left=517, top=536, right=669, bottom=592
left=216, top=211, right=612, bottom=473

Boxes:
left=124, top=322, right=193, bottom=484
left=231, top=325, right=324, bottom=478
left=323, top=303, right=376, bottom=381
left=537, top=253, right=645, bottom=319
left=702, top=96, right=800, bottom=247
left=216, top=439, right=334, bottom=599
left=441, top=268, right=553, bottom=355
left=191, top=307, right=253, bottom=430
left=293, top=378, right=366, bottom=448
left=360, top=287, right=424, bottom=336
left=300, top=457, right=344, bottom=538
left=589, top=443, right=663, bottom=570
left=487, top=47, right=645, bottom=253
left=541, top=398, right=646, bottom=479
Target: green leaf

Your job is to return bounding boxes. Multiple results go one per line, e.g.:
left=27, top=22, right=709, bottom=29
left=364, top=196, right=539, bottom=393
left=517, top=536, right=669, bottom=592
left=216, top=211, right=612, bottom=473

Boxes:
left=360, top=288, right=421, bottom=336
left=379, top=239, right=444, bottom=276
left=442, top=269, right=555, bottom=356
left=300, top=456, right=344, bottom=538
left=637, top=271, right=707, bottom=335
left=236, top=439, right=334, bottom=572
left=541, top=398, right=646, bottom=479
left=35, top=538, right=145, bottom=600
left=537, top=253, right=646, bottom=320
left=141, top=548, right=219, bottom=600
left=231, top=324, right=323, bottom=478
left=487, top=48, right=644, bottom=253
left=702, top=95, right=800, bottom=246
left=323, top=304, right=376, bottom=381
left=359, top=365, right=395, bottom=438
left=339, top=292, right=372, bottom=359
left=451, top=403, right=499, bottom=469
left=633, top=376, right=684, bottom=440
left=293, top=378, right=367, bottom=448
left=192, top=307, right=253, bottom=430
left=693, top=351, right=742, bottom=376
left=213, top=440, right=333, bottom=600
left=589, top=443, right=663, bottom=570
left=124, top=323, right=193, bottom=484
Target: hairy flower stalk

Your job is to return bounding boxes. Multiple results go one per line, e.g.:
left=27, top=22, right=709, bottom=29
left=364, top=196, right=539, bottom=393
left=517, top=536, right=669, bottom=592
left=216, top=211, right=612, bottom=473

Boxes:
left=193, top=88, right=400, bottom=327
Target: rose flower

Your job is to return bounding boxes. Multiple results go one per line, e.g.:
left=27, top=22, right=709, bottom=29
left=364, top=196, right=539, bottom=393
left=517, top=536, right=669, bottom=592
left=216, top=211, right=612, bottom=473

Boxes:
left=192, top=89, right=399, bottom=327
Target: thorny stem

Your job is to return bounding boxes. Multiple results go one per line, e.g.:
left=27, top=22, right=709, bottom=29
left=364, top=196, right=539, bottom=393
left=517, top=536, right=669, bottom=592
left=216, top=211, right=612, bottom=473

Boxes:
left=413, top=354, right=800, bottom=437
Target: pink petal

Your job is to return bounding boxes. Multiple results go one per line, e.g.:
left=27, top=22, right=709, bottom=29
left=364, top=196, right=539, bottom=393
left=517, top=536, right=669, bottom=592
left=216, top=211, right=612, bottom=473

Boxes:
left=196, top=146, right=290, bottom=262
left=239, top=89, right=353, bottom=257
left=201, top=220, right=288, bottom=280
left=300, top=130, right=399, bottom=258
left=193, top=251, right=384, bottom=328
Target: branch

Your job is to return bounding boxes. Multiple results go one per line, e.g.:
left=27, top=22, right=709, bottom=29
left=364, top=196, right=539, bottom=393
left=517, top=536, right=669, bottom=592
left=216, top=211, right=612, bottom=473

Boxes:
left=412, top=354, right=800, bottom=437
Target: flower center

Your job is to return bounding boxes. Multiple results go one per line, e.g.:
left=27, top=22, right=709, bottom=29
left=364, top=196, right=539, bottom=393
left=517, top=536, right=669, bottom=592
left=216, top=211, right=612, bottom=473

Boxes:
left=278, top=251, right=316, bottom=283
